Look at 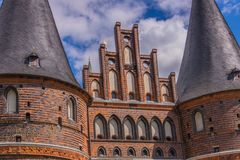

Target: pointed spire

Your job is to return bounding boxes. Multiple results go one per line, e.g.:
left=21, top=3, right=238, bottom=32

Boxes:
left=88, top=57, right=92, bottom=73
left=177, top=0, right=240, bottom=103
left=0, top=0, right=79, bottom=86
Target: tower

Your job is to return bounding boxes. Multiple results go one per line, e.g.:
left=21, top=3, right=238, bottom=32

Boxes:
left=177, top=0, right=240, bottom=159
left=0, top=0, right=91, bottom=159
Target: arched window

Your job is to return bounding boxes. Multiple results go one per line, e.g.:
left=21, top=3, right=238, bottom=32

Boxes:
left=123, top=117, right=135, bottom=140
left=138, top=118, right=148, bottom=140
left=98, top=147, right=106, bottom=157
left=141, top=148, right=150, bottom=157
left=95, top=115, right=107, bottom=139
left=155, top=148, right=164, bottom=158
left=144, top=73, right=152, bottom=101
left=109, top=70, right=118, bottom=99
left=124, top=47, right=133, bottom=64
left=113, top=147, right=121, bottom=157
left=127, top=72, right=136, bottom=99
left=164, top=118, right=176, bottom=141
left=151, top=119, right=161, bottom=141
left=127, top=147, right=136, bottom=157
left=194, top=111, right=204, bottom=132
left=161, top=85, right=169, bottom=102
left=67, top=97, right=76, bottom=121
left=109, top=117, right=120, bottom=139
left=168, top=148, right=177, bottom=158
left=91, top=80, right=100, bottom=98
left=5, top=87, right=18, bottom=114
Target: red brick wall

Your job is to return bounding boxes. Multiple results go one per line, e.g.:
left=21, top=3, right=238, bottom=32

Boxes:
left=179, top=90, right=240, bottom=159
left=0, top=76, right=90, bottom=159
left=88, top=101, right=183, bottom=159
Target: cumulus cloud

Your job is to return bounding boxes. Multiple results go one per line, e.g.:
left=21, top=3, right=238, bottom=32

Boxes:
left=139, top=16, right=187, bottom=77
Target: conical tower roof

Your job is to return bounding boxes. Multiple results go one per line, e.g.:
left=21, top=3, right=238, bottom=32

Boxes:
left=0, top=0, right=79, bottom=86
left=177, top=0, right=240, bottom=103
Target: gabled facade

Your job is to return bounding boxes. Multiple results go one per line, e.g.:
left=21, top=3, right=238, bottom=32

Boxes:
left=83, top=22, right=183, bottom=159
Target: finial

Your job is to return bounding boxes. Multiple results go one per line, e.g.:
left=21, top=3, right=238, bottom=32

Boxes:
left=88, top=57, right=92, bottom=73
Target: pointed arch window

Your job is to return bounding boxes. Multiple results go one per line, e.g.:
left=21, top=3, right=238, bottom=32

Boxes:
left=109, top=70, right=118, bottom=99
left=91, top=80, right=100, bottom=98
left=95, top=115, right=107, bottom=139
left=161, top=85, right=169, bottom=102
left=194, top=111, right=204, bottom=132
left=151, top=119, right=161, bottom=141
left=109, top=117, right=120, bottom=139
left=98, top=147, right=106, bottom=157
left=155, top=148, right=164, bottom=158
left=138, top=118, right=148, bottom=140
left=127, top=147, right=136, bottom=157
left=141, top=148, right=150, bottom=157
left=168, top=148, right=177, bottom=158
left=124, top=47, right=133, bottom=64
left=5, top=87, right=18, bottom=114
left=67, top=97, right=76, bottom=121
left=113, top=147, right=121, bottom=157
left=124, top=118, right=135, bottom=140
left=127, top=72, right=136, bottom=99
left=144, top=73, right=152, bottom=101
left=164, top=118, right=176, bottom=141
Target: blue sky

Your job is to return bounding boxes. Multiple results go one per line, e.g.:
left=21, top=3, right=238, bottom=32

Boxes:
left=0, top=0, right=239, bottom=85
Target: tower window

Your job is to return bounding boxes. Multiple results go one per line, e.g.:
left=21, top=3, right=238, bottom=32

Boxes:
left=124, top=47, right=133, bottom=64
left=67, top=97, right=77, bottom=121
left=108, top=59, right=115, bottom=65
left=16, top=136, right=22, bottom=142
left=91, top=80, right=100, bottom=98
left=5, top=87, right=18, bottom=114
left=213, top=147, right=220, bottom=153
left=26, top=52, right=40, bottom=68
left=194, top=111, right=204, bottom=132
left=113, top=147, right=121, bottom=157
left=155, top=148, right=164, bottom=158
left=168, top=148, right=177, bottom=158
left=141, top=148, right=150, bottom=157
left=111, top=91, right=117, bottom=99
left=26, top=113, right=31, bottom=122
left=127, top=148, right=136, bottom=157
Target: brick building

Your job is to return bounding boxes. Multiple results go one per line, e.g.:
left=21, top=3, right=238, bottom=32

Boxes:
left=0, top=0, right=240, bottom=160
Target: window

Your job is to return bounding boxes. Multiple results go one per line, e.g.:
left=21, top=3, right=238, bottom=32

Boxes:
left=143, top=61, right=150, bottom=69
left=91, top=80, right=100, bottom=98
left=144, top=73, right=152, bottom=101
left=26, top=113, right=31, bottom=122
left=151, top=119, right=161, bottom=141
left=26, top=52, right=40, bottom=67
left=155, top=148, right=164, bottom=158
left=109, top=117, right=120, bottom=139
left=5, top=87, right=18, bottom=114
left=168, top=148, right=177, bottom=158
left=194, top=111, right=204, bottom=132
left=129, top=92, right=134, bottom=100
left=127, top=72, right=135, bottom=99
left=138, top=118, right=148, bottom=140
left=164, top=118, right=176, bottom=141
left=108, top=58, right=115, bottom=65
left=146, top=93, right=151, bottom=101
left=124, top=117, right=135, bottom=140
left=113, top=147, right=121, bottom=157
left=124, top=47, right=133, bottom=64
left=127, top=148, right=136, bottom=157
left=98, top=147, right=106, bottom=157
left=95, top=115, right=107, bottom=139
left=58, top=117, right=62, bottom=128
left=109, top=70, right=118, bottom=99
left=67, top=97, right=76, bottom=121
left=141, top=148, right=150, bottom=157
left=161, top=85, right=169, bottom=102
left=111, top=91, right=117, bottom=99
left=124, top=36, right=130, bottom=43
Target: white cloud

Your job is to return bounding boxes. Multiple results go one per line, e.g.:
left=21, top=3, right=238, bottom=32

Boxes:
left=139, top=16, right=187, bottom=77
left=155, top=0, right=192, bottom=15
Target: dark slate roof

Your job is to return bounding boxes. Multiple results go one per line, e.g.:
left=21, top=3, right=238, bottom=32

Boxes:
left=177, top=0, right=240, bottom=104
left=0, top=0, right=79, bottom=86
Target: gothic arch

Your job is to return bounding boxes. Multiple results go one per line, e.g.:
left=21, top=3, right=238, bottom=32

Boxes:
left=137, top=116, right=149, bottom=140
left=124, top=46, right=133, bottom=64
left=108, top=115, right=122, bottom=139
left=94, top=114, right=108, bottom=139
left=123, top=116, right=136, bottom=140
left=150, top=117, right=163, bottom=141
left=163, top=117, right=176, bottom=141
left=126, top=71, right=136, bottom=100
left=109, top=70, right=118, bottom=99
left=91, top=80, right=100, bottom=98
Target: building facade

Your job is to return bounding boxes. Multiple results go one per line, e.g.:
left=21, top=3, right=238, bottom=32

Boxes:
left=83, top=22, right=182, bottom=159
left=0, top=0, right=240, bottom=160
